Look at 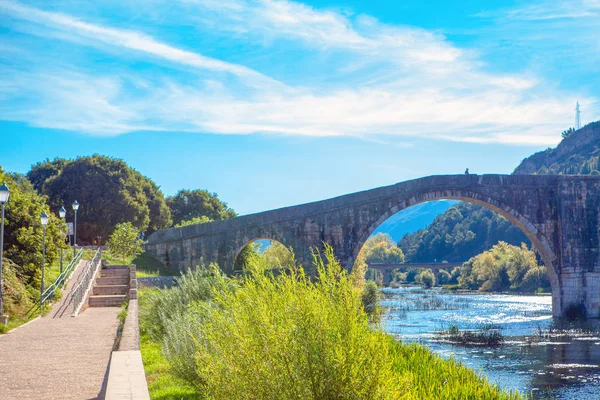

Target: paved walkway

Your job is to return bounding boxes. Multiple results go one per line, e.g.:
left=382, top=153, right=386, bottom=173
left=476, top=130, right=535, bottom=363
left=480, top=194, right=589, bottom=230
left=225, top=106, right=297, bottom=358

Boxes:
left=0, top=260, right=121, bottom=399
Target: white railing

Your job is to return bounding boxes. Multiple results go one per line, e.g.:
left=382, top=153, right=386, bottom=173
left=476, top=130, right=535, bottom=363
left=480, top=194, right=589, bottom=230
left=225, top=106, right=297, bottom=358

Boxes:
left=71, top=248, right=102, bottom=316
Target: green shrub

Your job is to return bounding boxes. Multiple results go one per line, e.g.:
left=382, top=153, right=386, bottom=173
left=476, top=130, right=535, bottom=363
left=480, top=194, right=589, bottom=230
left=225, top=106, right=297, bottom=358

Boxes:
left=158, top=245, right=521, bottom=399
left=417, top=269, right=436, bottom=288
left=189, top=246, right=405, bottom=399
left=437, top=269, right=451, bottom=285
left=361, top=280, right=381, bottom=321
left=140, top=265, right=232, bottom=341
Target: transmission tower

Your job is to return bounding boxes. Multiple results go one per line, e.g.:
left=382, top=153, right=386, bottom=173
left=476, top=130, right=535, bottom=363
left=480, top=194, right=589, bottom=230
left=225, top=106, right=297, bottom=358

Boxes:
left=576, top=101, right=581, bottom=130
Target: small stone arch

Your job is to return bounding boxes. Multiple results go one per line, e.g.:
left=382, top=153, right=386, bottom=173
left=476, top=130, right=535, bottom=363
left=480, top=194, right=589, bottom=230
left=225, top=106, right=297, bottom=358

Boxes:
left=233, top=237, right=293, bottom=272
left=349, top=190, right=560, bottom=314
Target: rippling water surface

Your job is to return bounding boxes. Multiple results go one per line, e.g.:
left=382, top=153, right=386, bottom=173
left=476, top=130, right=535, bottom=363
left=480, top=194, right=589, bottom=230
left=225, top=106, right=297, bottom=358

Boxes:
left=381, top=287, right=600, bottom=399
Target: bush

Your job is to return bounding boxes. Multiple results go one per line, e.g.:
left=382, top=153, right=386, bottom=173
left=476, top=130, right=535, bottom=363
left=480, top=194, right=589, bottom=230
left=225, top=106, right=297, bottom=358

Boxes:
left=190, top=246, right=404, bottom=399
left=140, top=265, right=231, bottom=341
left=146, top=246, right=522, bottom=400
left=362, top=280, right=381, bottom=321
left=417, top=269, right=436, bottom=288
left=437, top=269, right=451, bottom=285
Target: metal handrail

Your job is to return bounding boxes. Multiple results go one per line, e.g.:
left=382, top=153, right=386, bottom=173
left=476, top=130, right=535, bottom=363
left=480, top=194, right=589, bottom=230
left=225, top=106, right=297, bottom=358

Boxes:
left=40, top=248, right=84, bottom=304
left=71, top=248, right=102, bottom=316
left=27, top=248, right=84, bottom=316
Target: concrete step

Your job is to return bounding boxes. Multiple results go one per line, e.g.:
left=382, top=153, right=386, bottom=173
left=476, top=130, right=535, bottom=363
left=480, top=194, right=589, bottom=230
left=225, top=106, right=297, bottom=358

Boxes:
left=96, top=276, right=129, bottom=286
left=89, top=295, right=126, bottom=307
left=93, top=285, right=129, bottom=295
left=100, top=269, right=129, bottom=277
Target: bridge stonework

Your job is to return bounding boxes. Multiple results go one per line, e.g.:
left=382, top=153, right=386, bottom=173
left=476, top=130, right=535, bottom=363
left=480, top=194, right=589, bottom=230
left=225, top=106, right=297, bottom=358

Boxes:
left=145, top=175, right=600, bottom=319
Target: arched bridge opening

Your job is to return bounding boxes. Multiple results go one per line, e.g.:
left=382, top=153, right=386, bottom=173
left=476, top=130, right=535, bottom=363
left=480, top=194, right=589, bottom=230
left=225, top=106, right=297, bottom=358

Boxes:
left=349, top=193, right=559, bottom=314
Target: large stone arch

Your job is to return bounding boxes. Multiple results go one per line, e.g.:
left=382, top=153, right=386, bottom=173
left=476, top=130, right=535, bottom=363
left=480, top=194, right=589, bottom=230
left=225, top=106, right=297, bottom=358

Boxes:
left=348, top=189, right=560, bottom=314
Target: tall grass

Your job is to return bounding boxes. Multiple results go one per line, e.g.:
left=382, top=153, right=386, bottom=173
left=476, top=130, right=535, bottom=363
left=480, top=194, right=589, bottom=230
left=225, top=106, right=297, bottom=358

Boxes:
left=140, top=245, right=523, bottom=399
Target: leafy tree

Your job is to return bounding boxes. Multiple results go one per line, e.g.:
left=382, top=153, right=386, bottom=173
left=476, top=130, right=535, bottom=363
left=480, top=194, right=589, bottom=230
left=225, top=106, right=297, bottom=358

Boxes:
left=233, top=240, right=294, bottom=271
left=361, top=280, right=381, bottom=321
left=35, top=155, right=171, bottom=243
left=259, top=241, right=295, bottom=268
left=26, top=158, right=69, bottom=193
left=107, top=222, right=144, bottom=263
left=0, top=167, right=66, bottom=288
left=417, top=269, right=435, bottom=288
left=361, top=233, right=405, bottom=264
left=437, top=269, right=451, bottom=285
left=561, top=127, right=575, bottom=140
left=167, top=189, right=236, bottom=226
left=458, top=242, right=544, bottom=292
left=174, top=216, right=213, bottom=228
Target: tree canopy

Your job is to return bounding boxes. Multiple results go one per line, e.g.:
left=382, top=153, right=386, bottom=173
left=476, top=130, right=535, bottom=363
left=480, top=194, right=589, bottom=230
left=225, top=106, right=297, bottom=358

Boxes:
left=27, top=155, right=172, bottom=243
left=108, top=222, right=144, bottom=263
left=458, top=242, right=549, bottom=292
left=0, top=167, right=66, bottom=288
left=167, top=189, right=236, bottom=226
left=360, top=233, right=405, bottom=265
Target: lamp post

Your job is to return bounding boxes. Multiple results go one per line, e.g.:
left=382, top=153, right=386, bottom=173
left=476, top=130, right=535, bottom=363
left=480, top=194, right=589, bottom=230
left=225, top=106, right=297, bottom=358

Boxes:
left=72, top=200, right=79, bottom=257
left=40, top=212, right=49, bottom=304
left=0, top=183, right=10, bottom=324
left=59, top=206, right=66, bottom=275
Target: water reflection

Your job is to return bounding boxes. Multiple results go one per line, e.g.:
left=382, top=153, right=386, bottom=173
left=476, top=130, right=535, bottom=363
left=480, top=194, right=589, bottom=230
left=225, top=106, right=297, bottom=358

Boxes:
left=381, top=287, right=600, bottom=399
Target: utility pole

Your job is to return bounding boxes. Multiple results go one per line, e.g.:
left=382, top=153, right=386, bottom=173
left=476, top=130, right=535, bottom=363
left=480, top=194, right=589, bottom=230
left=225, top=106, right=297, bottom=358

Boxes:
left=576, top=101, right=581, bottom=130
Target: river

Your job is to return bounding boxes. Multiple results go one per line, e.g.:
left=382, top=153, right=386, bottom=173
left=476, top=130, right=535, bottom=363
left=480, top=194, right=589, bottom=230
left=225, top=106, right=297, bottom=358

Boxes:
left=381, top=287, right=600, bottom=399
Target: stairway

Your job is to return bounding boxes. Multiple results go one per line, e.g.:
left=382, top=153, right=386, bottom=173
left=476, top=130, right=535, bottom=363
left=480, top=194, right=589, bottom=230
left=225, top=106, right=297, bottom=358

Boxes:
left=88, top=266, right=129, bottom=307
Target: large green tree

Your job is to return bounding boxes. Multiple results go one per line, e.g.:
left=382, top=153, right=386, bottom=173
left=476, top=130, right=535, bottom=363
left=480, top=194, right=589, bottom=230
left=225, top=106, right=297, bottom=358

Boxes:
left=167, top=189, right=236, bottom=226
left=0, top=167, right=66, bottom=288
left=32, top=155, right=171, bottom=243
left=361, top=233, right=405, bottom=264
left=26, top=158, right=70, bottom=193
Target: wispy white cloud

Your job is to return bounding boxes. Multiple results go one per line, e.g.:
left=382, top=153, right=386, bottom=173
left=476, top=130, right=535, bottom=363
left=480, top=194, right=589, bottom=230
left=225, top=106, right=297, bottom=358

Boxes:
left=0, top=1, right=278, bottom=86
left=483, top=0, right=600, bottom=20
left=0, top=0, right=596, bottom=146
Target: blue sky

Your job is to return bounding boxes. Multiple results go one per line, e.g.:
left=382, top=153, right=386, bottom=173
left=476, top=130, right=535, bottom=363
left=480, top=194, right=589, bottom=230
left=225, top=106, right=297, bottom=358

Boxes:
left=1, top=0, right=599, bottom=215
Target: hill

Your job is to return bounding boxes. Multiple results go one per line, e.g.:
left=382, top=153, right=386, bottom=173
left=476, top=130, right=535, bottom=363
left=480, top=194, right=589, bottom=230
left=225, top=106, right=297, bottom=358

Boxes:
left=514, top=121, right=600, bottom=175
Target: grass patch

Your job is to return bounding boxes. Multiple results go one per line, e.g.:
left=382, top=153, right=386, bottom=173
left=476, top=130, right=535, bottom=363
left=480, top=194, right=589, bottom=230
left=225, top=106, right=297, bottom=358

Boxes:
left=139, top=287, right=202, bottom=399
left=439, top=324, right=505, bottom=346
left=98, top=250, right=177, bottom=277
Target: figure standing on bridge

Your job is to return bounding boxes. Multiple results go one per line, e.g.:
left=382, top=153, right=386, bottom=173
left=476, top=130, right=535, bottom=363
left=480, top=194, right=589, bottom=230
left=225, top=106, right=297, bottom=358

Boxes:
left=465, top=168, right=469, bottom=175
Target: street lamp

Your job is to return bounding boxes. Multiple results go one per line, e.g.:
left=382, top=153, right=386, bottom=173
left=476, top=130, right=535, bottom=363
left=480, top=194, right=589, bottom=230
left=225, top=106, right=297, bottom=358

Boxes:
left=72, top=200, right=79, bottom=257
left=0, top=183, right=10, bottom=324
left=40, top=212, right=49, bottom=303
left=59, top=206, right=66, bottom=274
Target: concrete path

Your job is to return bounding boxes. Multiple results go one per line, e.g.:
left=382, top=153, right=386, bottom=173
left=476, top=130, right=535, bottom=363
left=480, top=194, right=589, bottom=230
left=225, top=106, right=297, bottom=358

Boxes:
left=0, top=260, right=121, bottom=399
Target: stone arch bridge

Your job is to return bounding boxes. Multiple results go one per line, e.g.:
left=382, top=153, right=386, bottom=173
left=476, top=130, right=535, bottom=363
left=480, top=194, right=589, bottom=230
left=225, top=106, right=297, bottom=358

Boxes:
left=145, top=174, right=600, bottom=318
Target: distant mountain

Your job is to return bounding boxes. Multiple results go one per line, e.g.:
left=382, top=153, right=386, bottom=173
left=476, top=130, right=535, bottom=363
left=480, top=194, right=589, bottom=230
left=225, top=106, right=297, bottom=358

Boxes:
left=398, top=121, right=600, bottom=262
left=373, top=200, right=458, bottom=242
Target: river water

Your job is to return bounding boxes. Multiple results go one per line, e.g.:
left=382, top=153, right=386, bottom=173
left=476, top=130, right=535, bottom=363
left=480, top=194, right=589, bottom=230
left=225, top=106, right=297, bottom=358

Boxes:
left=381, top=287, right=600, bottom=399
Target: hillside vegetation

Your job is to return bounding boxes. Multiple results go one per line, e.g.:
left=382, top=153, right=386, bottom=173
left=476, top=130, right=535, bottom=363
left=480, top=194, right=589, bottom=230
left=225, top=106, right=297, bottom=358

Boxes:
left=514, top=121, right=600, bottom=175
left=399, top=202, right=527, bottom=263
